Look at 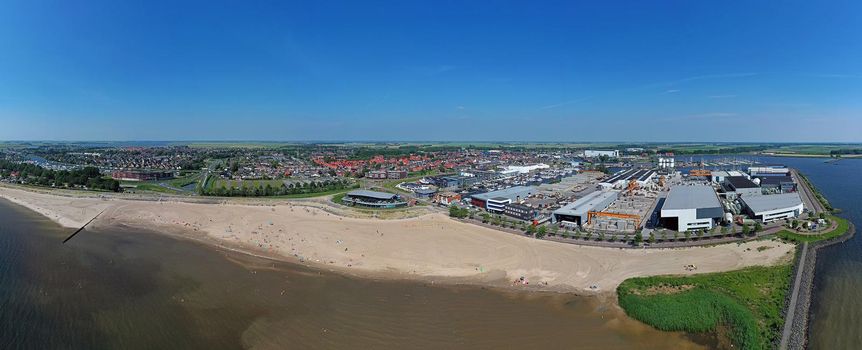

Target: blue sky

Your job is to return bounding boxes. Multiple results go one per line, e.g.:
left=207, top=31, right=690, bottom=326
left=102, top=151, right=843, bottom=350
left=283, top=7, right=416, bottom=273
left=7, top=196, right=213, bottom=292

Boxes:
left=1, top=0, right=860, bottom=142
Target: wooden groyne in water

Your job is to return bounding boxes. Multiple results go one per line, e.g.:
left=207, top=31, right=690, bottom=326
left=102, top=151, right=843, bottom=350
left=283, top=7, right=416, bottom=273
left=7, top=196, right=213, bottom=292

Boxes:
left=779, top=221, right=855, bottom=350
left=62, top=208, right=107, bottom=244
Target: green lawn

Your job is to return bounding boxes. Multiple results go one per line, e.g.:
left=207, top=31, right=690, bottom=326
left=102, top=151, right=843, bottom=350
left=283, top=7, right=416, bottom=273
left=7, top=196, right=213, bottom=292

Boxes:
left=166, top=172, right=201, bottom=189
left=125, top=182, right=182, bottom=194
left=617, top=264, right=793, bottom=350
left=777, top=215, right=850, bottom=243
left=270, top=186, right=356, bottom=199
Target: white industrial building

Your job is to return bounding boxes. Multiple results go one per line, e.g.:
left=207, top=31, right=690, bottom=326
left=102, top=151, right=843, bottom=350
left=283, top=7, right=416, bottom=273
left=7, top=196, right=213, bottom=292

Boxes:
left=582, top=149, right=619, bottom=158
left=471, top=186, right=535, bottom=213
left=500, top=163, right=550, bottom=175
left=552, top=190, right=620, bottom=227
left=741, top=193, right=804, bottom=223
left=658, top=157, right=675, bottom=168
left=660, top=185, right=725, bottom=232
left=748, top=165, right=790, bottom=177
left=711, top=170, right=748, bottom=184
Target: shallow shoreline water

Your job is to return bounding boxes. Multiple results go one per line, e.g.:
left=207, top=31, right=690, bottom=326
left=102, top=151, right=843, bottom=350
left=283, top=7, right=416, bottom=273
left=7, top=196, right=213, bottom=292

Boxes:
left=0, top=198, right=708, bottom=349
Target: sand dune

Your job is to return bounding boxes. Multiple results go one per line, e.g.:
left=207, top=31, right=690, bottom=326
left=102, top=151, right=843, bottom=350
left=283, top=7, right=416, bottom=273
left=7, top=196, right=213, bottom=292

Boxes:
left=0, top=185, right=794, bottom=293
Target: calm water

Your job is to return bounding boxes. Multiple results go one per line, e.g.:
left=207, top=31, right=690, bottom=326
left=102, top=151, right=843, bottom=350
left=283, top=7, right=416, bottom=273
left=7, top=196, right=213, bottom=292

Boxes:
left=695, top=155, right=862, bottom=349
left=0, top=198, right=703, bottom=350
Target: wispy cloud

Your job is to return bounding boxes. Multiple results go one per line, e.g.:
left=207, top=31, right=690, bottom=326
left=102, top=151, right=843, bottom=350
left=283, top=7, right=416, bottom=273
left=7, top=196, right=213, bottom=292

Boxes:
left=658, top=112, right=738, bottom=123
left=663, top=89, right=681, bottom=94
left=708, top=94, right=737, bottom=99
left=540, top=96, right=592, bottom=110
left=805, top=73, right=862, bottom=79
left=641, top=73, right=759, bottom=89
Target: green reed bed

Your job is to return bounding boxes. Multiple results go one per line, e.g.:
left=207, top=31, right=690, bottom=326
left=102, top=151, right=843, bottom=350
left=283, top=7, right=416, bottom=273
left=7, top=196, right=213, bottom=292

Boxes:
left=617, top=264, right=792, bottom=350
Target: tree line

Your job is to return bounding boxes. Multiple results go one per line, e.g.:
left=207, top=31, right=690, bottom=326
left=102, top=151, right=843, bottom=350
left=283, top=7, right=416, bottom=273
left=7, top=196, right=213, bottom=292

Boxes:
left=201, top=179, right=356, bottom=197
left=0, top=160, right=120, bottom=192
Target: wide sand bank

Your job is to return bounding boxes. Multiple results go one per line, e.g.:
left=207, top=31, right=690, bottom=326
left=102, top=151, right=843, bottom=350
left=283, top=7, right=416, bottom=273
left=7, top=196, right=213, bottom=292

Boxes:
left=0, top=185, right=793, bottom=293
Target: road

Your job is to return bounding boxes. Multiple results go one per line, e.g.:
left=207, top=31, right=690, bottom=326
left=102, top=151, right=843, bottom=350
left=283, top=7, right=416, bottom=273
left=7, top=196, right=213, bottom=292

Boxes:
left=791, top=169, right=823, bottom=214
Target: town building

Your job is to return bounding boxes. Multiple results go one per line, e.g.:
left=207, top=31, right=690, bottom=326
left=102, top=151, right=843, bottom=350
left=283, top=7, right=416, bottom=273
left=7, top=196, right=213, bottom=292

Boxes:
left=386, top=170, right=408, bottom=179
left=434, top=192, right=462, bottom=206
left=470, top=186, right=535, bottom=213
left=583, top=150, right=619, bottom=158
left=503, top=203, right=538, bottom=221
left=366, top=170, right=388, bottom=179
left=740, top=192, right=804, bottom=223
left=551, top=190, right=619, bottom=227
left=660, top=185, right=725, bottom=232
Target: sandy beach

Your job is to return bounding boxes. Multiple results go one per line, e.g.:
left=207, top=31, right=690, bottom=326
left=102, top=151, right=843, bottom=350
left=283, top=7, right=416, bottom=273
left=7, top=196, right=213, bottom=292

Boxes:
left=0, top=185, right=794, bottom=293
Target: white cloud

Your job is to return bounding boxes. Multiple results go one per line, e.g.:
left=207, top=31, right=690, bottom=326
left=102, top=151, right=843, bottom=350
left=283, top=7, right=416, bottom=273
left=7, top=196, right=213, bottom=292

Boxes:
left=539, top=96, right=592, bottom=110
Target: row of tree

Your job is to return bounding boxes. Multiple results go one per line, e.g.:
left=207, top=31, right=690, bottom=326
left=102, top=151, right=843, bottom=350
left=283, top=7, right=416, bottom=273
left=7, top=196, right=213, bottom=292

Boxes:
left=0, top=160, right=120, bottom=192
left=201, top=179, right=356, bottom=197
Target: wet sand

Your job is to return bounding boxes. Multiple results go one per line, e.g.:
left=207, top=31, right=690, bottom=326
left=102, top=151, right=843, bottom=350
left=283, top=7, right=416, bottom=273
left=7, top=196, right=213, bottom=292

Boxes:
left=0, top=197, right=709, bottom=349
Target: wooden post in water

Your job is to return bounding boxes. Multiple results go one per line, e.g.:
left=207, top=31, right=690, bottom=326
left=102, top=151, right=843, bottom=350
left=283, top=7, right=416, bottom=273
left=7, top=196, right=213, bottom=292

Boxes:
left=62, top=208, right=106, bottom=244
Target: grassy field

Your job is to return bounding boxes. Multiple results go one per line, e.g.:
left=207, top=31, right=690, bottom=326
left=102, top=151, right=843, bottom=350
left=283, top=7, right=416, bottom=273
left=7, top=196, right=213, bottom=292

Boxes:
left=270, top=186, right=356, bottom=199
left=777, top=215, right=850, bottom=243
left=617, top=264, right=793, bottom=350
left=123, top=182, right=183, bottom=194
left=762, top=144, right=862, bottom=156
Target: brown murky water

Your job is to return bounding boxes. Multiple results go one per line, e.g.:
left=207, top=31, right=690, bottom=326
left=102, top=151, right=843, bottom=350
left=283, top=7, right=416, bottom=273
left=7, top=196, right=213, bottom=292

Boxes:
left=0, top=198, right=706, bottom=349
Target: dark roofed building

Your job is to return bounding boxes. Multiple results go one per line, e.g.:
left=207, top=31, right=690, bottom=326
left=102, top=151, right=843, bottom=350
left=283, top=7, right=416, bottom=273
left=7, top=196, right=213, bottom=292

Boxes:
left=759, top=176, right=796, bottom=193
left=342, top=190, right=407, bottom=208
left=723, top=176, right=761, bottom=198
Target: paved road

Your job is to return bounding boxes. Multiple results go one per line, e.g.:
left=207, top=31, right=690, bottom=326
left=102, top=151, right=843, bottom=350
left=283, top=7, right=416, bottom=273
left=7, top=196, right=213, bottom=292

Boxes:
left=780, top=242, right=808, bottom=350
left=791, top=169, right=823, bottom=214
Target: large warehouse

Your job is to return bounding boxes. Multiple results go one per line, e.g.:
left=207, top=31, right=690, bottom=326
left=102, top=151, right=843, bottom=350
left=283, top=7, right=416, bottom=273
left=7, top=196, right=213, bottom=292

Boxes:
left=660, top=185, right=725, bottom=232
left=748, top=165, right=790, bottom=177
left=552, top=190, right=620, bottom=227
left=741, top=193, right=804, bottom=223
left=598, top=168, right=656, bottom=189
left=470, top=186, right=535, bottom=213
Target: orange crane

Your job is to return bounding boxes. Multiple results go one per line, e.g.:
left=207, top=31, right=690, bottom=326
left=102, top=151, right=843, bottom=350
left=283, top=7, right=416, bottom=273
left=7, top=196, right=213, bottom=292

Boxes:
left=689, top=169, right=711, bottom=177
left=658, top=175, right=666, bottom=187
left=586, top=211, right=642, bottom=228
left=626, top=179, right=639, bottom=195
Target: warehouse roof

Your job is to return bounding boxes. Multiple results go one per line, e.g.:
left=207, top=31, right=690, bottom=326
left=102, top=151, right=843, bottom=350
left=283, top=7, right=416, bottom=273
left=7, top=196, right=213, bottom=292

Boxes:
left=759, top=176, right=795, bottom=186
left=471, top=186, right=535, bottom=201
left=726, top=176, right=759, bottom=189
left=662, top=185, right=721, bottom=211
left=346, top=190, right=399, bottom=200
left=742, top=193, right=803, bottom=213
left=602, top=168, right=656, bottom=185
left=553, top=190, right=619, bottom=217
